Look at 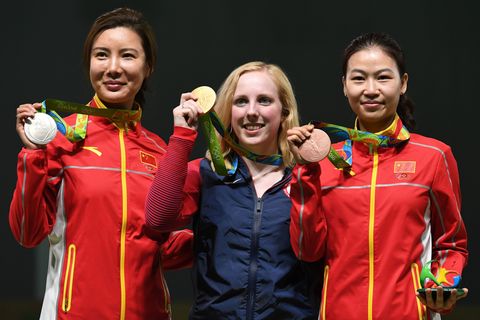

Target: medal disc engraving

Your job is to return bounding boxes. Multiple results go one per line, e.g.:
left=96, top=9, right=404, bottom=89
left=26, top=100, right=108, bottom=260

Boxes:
left=24, top=112, right=57, bottom=145
left=298, top=129, right=331, bottom=162
left=192, top=86, right=216, bottom=112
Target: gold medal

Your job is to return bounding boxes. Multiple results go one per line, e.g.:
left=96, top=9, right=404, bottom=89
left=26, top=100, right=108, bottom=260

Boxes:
left=192, top=86, right=216, bottom=112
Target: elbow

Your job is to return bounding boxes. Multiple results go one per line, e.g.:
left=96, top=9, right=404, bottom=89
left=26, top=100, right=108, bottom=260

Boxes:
left=12, top=232, right=44, bottom=248
left=19, top=240, right=42, bottom=249
left=144, top=218, right=176, bottom=233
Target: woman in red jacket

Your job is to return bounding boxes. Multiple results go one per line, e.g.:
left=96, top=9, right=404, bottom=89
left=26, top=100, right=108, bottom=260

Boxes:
left=10, top=7, right=191, bottom=320
left=287, top=32, right=468, bottom=319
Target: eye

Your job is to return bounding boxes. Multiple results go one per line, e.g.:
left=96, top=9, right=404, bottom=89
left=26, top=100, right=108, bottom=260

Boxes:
left=351, top=75, right=365, bottom=82
left=93, top=50, right=108, bottom=59
left=258, top=96, right=272, bottom=106
left=122, top=52, right=136, bottom=60
left=378, top=74, right=393, bottom=81
left=234, top=97, right=248, bottom=107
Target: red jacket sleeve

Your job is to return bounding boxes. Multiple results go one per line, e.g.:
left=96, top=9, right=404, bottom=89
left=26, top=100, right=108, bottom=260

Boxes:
left=289, top=162, right=327, bottom=262
left=145, top=126, right=201, bottom=232
left=429, top=145, right=468, bottom=284
left=9, top=148, right=60, bottom=247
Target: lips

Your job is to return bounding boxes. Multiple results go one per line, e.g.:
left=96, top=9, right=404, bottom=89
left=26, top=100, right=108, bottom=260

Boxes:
left=104, top=81, right=124, bottom=91
left=361, top=100, right=382, bottom=109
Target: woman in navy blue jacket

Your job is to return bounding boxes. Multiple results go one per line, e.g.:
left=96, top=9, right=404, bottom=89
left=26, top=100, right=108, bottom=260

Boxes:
left=145, top=61, right=322, bottom=319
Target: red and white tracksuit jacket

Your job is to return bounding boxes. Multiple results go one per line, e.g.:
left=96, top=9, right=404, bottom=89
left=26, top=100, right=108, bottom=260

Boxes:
left=9, top=99, right=193, bottom=320
left=290, top=133, right=468, bottom=320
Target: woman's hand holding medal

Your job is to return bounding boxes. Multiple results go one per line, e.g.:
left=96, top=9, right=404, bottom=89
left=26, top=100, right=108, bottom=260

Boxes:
left=287, top=123, right=331, bottom=164
left=16, top=103, right=57, bottom=149
left=174, top=86, right=216, bottom=130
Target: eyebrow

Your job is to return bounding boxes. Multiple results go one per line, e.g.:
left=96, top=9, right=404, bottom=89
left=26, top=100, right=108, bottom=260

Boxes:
left=349, top=68, right=395, bottom=75
left=92, top=47, right=140, bottom=53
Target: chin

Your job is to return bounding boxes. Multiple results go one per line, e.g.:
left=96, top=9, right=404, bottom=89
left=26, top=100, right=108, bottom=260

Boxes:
left=99, top=95, right=130, bottom=107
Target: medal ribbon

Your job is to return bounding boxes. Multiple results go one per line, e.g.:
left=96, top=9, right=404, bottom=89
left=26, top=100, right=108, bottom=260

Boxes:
left=199, top=111, right=283, bottom=176
left=311, top=114, right=410, bottom=175
left=199, top=112, right=229, bottom=176
left=40, top=95, right=141, bottom=142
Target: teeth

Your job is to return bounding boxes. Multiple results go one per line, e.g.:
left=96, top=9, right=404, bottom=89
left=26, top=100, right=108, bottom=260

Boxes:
left=244, top=124, right=262, bottom=130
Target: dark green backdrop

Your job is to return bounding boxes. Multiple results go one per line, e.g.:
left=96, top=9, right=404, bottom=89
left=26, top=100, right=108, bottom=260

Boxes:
left=1, top=0, right=477, bottom=319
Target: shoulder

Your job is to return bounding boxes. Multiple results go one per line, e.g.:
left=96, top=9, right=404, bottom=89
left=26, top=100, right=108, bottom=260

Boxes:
left=408, top=133, right=453, bottom=154
left=185, top=157, right=205, bottom=178
left=138, top=126, right=168, bottom=152
left=189, top=158, right=204, bottom=170
left=139, top=126, right=163, bottom=142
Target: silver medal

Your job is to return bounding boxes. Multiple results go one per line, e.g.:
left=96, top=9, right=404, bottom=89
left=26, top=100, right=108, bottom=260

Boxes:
left=24, top=112, right=58, bottom=145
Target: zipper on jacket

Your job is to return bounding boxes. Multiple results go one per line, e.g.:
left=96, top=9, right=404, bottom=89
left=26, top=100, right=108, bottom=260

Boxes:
left=159, top=260, right=173, bottom=319
left=320, top=265, right=330, bottom=320
left=119, top=128, right=128, bottom=320
left=62, top=244, right=76, bottom=312
left=295, top=166, right=305, bottom=260
left=20, top=154, right=28, bottom=246
left=246, top=197, right=263, bottom=320
left=411, top=263, right=426, bottom=319
left=367, top=148, right=379, bottom=320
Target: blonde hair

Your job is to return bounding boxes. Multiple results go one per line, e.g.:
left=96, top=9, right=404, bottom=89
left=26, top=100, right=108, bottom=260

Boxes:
left=207, top=61, right=300, bottom=168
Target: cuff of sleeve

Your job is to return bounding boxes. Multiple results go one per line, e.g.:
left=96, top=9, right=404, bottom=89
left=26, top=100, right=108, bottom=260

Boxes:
left=173, top=126, right=198, bottom=142
left=19, top=147, right=48, bottom=161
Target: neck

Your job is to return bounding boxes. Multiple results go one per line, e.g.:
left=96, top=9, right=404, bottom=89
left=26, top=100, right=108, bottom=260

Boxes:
left=242, top=156, right=285, bottom=197
left=95, top=97, right=135, bottom=110
left=242, top=156, right=283, bottom=177
left=106, top=103, right=134, bottom=110
left=357, top=116, right=396, bottom=134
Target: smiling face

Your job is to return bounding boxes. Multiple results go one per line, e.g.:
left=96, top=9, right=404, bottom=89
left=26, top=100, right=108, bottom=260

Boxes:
left=231, top=70, right=283, bottom=155
left=89, top=26, right=150, bottom=109
left=343, top=46, right=408, bottom=132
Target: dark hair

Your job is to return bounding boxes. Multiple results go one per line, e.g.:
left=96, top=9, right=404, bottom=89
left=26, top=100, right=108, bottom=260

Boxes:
left=342, top=32, right=416, bottom=131
left=82, top=7, right=157, bottom=107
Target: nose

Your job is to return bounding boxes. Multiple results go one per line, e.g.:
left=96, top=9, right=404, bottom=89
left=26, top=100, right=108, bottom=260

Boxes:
left=246, top=102, right=259, bottom=117
left=106, top=56, right=122, bottom=77
left=364, top=79, right=378, bottom=96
